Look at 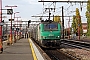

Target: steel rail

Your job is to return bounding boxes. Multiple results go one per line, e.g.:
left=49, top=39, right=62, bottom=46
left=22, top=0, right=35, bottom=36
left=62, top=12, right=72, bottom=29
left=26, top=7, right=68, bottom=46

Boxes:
left=61, top=39, right=90, bottom=51
left=44, top=49, right=80, bottom=60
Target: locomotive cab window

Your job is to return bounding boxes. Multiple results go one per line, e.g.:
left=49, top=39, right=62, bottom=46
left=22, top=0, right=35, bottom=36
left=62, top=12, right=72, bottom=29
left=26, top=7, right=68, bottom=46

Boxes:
left=44, top=23, right=58, bottom=31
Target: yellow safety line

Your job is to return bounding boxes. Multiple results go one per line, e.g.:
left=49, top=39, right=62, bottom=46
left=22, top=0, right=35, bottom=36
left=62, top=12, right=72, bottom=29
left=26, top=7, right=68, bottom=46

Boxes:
left=28, top=38, right=38, bottom=60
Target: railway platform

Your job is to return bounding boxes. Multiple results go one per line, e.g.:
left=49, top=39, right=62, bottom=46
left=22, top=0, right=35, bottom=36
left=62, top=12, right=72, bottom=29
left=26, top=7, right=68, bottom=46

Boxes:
left=0, top=38, right=44, bottom=60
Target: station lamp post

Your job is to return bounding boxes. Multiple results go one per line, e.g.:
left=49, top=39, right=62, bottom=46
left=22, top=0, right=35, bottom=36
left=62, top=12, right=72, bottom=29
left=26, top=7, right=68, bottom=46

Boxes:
left=0, top=0, right=3, bottom=53
left=15, top=16, right=21, bottom=40
left=14, top=12, right=19, bottom=42
left=19, top=19, right=22, bottom=39
left=5, top=5, right=17, bottom=45
left=14, top=12, right=19, bottom=19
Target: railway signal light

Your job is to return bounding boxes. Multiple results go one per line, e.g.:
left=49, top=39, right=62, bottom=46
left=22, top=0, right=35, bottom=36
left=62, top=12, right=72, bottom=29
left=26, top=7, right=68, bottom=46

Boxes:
left=2, top=20, right=4, bottom=23
left=28, top=20, right=31, bottom=28
left=0, top=20, right=4, bottom=26
left=9, top=19, right=14, bottom=21
left=16, top=28, right=19, bottom=32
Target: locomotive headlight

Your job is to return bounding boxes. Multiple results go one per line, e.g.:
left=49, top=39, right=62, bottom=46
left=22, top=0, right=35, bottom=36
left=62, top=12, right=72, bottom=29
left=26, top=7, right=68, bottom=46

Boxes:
left=58, top=36, right=60, bottom=38
left=56, top=36, right=60, bottom=38
left=41, top=36, right=45, bottom=39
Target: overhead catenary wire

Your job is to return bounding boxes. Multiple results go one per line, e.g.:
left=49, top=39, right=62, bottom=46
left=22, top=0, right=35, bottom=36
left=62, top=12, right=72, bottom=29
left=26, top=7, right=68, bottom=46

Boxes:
left=32, top=2, right=87, bottom=21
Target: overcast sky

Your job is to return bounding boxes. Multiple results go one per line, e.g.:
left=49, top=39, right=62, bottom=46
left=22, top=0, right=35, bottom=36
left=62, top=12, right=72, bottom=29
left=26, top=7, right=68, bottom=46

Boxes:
left=2, top=0, right=87, bottom=27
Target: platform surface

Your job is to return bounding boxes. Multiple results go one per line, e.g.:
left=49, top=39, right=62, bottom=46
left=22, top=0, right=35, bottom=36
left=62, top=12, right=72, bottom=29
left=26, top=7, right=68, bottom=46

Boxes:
left=0, top=38, right=34, bottom=60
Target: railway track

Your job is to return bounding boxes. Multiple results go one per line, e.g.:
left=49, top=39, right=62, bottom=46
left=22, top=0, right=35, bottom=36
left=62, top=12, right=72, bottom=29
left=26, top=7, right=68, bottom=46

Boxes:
left=44, top=49, right=81, bottom=60
left=31, top=38, right=81, bottom=60
left=61, top=39, right=90, bottom=51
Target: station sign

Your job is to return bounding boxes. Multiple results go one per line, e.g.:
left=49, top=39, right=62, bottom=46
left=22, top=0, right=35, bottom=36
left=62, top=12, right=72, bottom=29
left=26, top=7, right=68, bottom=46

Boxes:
left=7, top=9, right=13, bottom=15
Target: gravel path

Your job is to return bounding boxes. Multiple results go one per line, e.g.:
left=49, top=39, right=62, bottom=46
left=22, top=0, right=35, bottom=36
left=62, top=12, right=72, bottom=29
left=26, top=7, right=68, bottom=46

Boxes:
left=60, top=48, right=90, bottom=60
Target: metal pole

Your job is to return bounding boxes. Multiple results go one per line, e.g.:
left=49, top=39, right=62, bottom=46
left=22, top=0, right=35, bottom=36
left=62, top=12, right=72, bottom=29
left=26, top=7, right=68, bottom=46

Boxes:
left=62, top=6, right=64, bottom=39
left=78, top=26, right=80, bottom=40
left=17, top=17, right=18, bottom=40
left=10, top=7, right=12, bottom=44
left=5, top=5, right=17, bottom=45
left=15, top=17, right=21, bottom=40
left=20, top=20, right=22, bottom=39
left=14, top=13, right=16, bottom=43
left=66, top=25, right=67, bottom=36
left=78, top=16, right=80, bottom=40
left=20, top=24, right=21, bottom=39
left=49, top=8, right=50, bottom=20
left=68, top=17, right=70, bottom=39
left=0, top=0, right=3, bottom=53
left=14, top=12, right=19, bottom=42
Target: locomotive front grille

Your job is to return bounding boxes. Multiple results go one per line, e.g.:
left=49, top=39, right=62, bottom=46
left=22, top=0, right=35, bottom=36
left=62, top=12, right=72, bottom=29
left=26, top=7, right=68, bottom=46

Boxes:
left=45, top=36, right=60, bottom=39
left=41, top=36, right=60, bottom=39
left=47, top=36, right=54, bottom=38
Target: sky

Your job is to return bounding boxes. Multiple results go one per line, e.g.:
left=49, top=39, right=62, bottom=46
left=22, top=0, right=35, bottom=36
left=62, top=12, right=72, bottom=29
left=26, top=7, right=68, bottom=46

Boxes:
left=2, top=0, right=43, bottom=21
left=2, top=0, right=88, bottom=28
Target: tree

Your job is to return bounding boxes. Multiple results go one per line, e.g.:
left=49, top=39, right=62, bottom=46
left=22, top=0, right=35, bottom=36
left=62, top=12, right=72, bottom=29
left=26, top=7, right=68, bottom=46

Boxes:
left=76, top=8, right=83, bottom=36
left=71, top=8, right=83, bottom=36
left=72, top=15, right=77, bottom=34
left=86, top=0, right=90, bottom=36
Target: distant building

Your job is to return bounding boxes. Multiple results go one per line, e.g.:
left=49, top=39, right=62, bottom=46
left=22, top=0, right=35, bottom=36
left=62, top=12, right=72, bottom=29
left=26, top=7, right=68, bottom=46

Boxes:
left=82, top=23, right=87, bottom=34
left=65, top=23, right=87, bottom=35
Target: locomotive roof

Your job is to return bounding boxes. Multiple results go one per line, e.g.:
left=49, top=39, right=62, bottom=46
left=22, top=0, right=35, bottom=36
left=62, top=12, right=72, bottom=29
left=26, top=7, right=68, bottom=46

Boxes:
left=41, top=22, right=58, bottom=24
left=40, top=20, right=58, bottom=24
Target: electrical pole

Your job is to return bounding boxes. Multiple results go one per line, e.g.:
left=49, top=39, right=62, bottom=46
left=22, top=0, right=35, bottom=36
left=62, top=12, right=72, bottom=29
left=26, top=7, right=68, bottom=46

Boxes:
left=0, top=0, right=3, bottom=53
left=62, top=6, right=64, bottom=39
left=78, top=16, right=80, bottom=40
left=66, top=17, right=72, bottom=39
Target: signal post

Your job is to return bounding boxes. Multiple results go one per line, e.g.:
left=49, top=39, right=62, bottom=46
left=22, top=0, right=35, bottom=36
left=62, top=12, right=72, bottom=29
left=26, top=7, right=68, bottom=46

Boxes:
left=15, top=17, right=21, bottom=40
left=5, top=5, right=17, bottom=45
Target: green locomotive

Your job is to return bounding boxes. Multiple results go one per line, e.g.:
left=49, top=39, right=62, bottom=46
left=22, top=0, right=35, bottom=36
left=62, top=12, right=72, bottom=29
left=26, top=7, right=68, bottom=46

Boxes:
left=32, top=20, right=61, bottom=48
